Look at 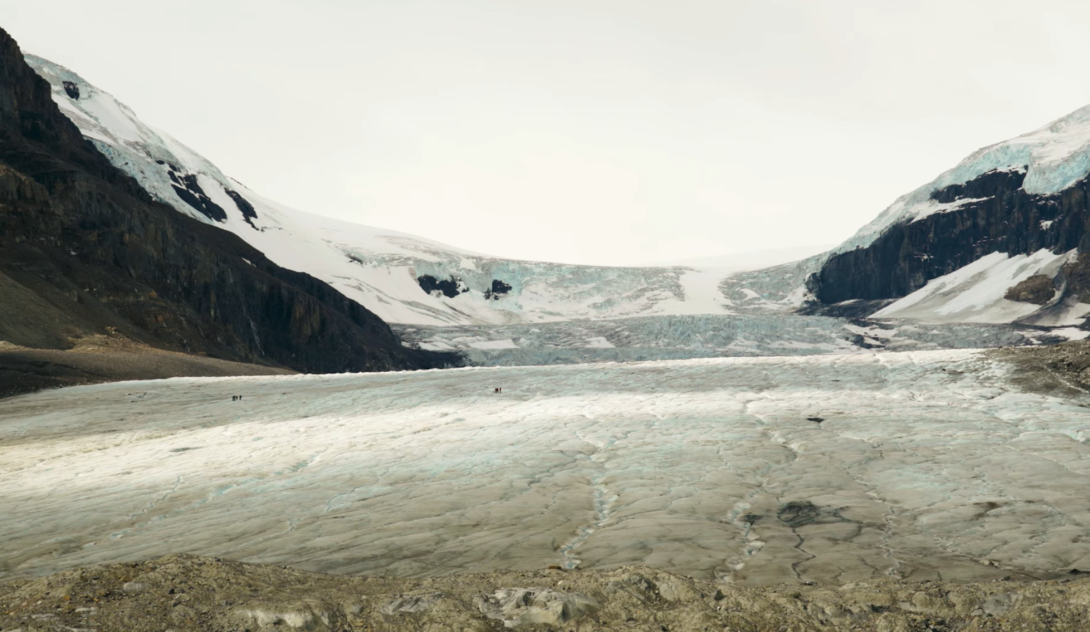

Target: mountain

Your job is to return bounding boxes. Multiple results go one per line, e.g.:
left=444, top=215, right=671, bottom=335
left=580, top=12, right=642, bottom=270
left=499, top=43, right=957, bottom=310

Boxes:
left=806, top=107, right=1090, bottom=327
left=24, top=55, right=784, bottom=327
left=27, top=43, right=1090, bottom=342
left=0, top=27, right=451, bottom=381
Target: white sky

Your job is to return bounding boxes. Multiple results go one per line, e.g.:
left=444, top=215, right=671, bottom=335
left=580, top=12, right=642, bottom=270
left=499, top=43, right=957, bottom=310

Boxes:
left=5, top=1, right=1090, bottom=266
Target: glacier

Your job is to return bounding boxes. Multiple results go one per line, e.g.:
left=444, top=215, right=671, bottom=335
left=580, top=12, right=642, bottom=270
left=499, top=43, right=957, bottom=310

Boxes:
left=23, top=54, right=760, bottom=328
left=3, top=350, right=1090, bottom=584
left=395, top=315, right=1036, bottom=366
left=27, top=52, right=1090, bottom=346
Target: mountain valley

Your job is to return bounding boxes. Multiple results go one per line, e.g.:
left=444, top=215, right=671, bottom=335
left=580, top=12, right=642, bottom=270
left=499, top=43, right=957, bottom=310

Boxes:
left=7, top=17, right=1090, bottom=632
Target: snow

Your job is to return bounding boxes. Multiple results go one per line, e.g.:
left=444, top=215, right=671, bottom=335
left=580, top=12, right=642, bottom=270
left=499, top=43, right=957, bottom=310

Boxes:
left=839, top=104, right=1090, bottom=253
left=4, top=350, right=1090, bottom=584
left=584, top=336, right=614, bottom=349
left=468, top=338, right=519, bottom=350
left=906, top=197, right=991, bottom=224
left=1048, top=327, right=1090, bottom=341
left=872, top=250, right=1074, bottom=323
left=24, top=54, right=755, bottom=328
left=26, top=53, right=1090, bottom=337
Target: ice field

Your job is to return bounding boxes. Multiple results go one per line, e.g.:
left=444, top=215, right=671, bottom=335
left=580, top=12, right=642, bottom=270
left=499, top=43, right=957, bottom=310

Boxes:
left=4, top=350, right=1090, bottom=584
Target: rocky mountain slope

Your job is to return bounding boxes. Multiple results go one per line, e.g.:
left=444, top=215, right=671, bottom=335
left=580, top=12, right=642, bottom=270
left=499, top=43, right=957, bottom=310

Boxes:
left=24, top=54, right=762, bottom=327
left=28, top=39, right=1090, bottom=342
left=805, top=107, right=1090, bottom=328
left=0, top=27, right=452, bottom=377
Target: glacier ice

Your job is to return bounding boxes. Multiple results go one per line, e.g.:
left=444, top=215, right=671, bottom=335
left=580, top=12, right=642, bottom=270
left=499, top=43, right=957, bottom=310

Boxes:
left=3, top=350, right=1090, bottom=584
left=396, top=314, right=1035, bottom=367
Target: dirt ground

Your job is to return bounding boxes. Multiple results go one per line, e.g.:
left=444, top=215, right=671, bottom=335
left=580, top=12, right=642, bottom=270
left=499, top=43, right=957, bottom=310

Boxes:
left=991, top=338, right=1090, bottom=397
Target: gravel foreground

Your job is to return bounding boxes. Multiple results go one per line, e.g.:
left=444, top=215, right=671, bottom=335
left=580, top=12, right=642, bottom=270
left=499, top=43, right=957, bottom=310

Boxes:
left=3, top=555, right=1090, bottom=631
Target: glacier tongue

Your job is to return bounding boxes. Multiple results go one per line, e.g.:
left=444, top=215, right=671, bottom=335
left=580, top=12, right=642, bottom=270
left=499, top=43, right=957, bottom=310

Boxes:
left=4, top=350, right=1090, bottom=583
left=396, top=314, right=1036, bottom=366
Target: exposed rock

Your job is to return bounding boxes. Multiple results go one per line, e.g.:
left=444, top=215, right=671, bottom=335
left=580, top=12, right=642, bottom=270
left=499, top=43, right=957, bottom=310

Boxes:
left=61, top=80, right=78, bottom=99
left=170, top=171, right=227, bottom=222
left=982, top=592, right=1021, bottom=617
left=810, top=168, right=1090, bottom=308
left=1005, top=274, right=1057, bottom=304
left=1062, top=251, right=1090, bottom=303
left=656, top=577, right=700, bottom=602
left=485, top=279, right=512, bottom=300
left=236, top=606, right=334, bottom=630
left=417, top=274, right=466, bottom=299
left=225, top=189, right=258, bottom=227
left=475, top=587, right=599, bottom=627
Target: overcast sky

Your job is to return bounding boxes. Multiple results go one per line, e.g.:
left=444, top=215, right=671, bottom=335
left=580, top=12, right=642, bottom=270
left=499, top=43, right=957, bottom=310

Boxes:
left=5, top=1, right=1090, bottom=266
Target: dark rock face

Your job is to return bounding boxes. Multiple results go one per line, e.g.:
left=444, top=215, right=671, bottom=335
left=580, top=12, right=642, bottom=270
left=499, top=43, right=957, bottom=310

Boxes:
left=485, top=279, right=512, bottom=300
left=169, top=170, right=228, bottom=222
left=1063, top=253, right=1090, bottom=303
left=0, top=27, right=456, bottom=373
left=418, top=275, right=465, bottom=299
left=418, top=276, right=513, bottom=301
left=61, top=80, right=78, bottom=99
left=1005, top=274, right=1056, bottom=304
left=225, top=189, right=258, bottom=227
left=810, top=168, right=1090, bottom=307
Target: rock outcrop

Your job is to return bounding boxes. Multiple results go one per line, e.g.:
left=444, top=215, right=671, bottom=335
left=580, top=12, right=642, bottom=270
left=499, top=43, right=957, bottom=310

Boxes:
left=809, top=168, right=1090, bottom=308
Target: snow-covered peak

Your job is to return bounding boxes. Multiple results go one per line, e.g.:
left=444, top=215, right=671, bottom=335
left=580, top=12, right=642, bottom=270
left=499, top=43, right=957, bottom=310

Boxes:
left=29, top=54, right=800, bottom=326
left=839, top=103, right=1090, bottom=253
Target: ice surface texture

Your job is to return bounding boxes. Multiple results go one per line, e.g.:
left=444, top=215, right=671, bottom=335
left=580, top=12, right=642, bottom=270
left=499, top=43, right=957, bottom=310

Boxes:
left=3, top=350, right=1089, bottom=584
left=396, top=314, right=1033, bottom=366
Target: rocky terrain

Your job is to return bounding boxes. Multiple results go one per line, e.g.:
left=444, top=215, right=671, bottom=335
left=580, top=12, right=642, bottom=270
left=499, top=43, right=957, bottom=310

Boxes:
left=992, top=337, right=1090, bottom=396
left=3, top=554, right=1090, bottom=631
left=0, top=26, right=455, bottom=393
left=810, top=168, right=1090, bottom=305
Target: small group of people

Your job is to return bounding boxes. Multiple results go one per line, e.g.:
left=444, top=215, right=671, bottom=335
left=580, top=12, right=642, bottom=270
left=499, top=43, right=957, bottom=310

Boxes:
left=493, top=387, right=503, bottom=393
left=232, top=395, right=244, bottom=401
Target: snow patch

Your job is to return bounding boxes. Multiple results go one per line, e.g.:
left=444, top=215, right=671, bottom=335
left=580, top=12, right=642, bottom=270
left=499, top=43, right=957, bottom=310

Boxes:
left=872, top=250, right=1074, bottom=323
